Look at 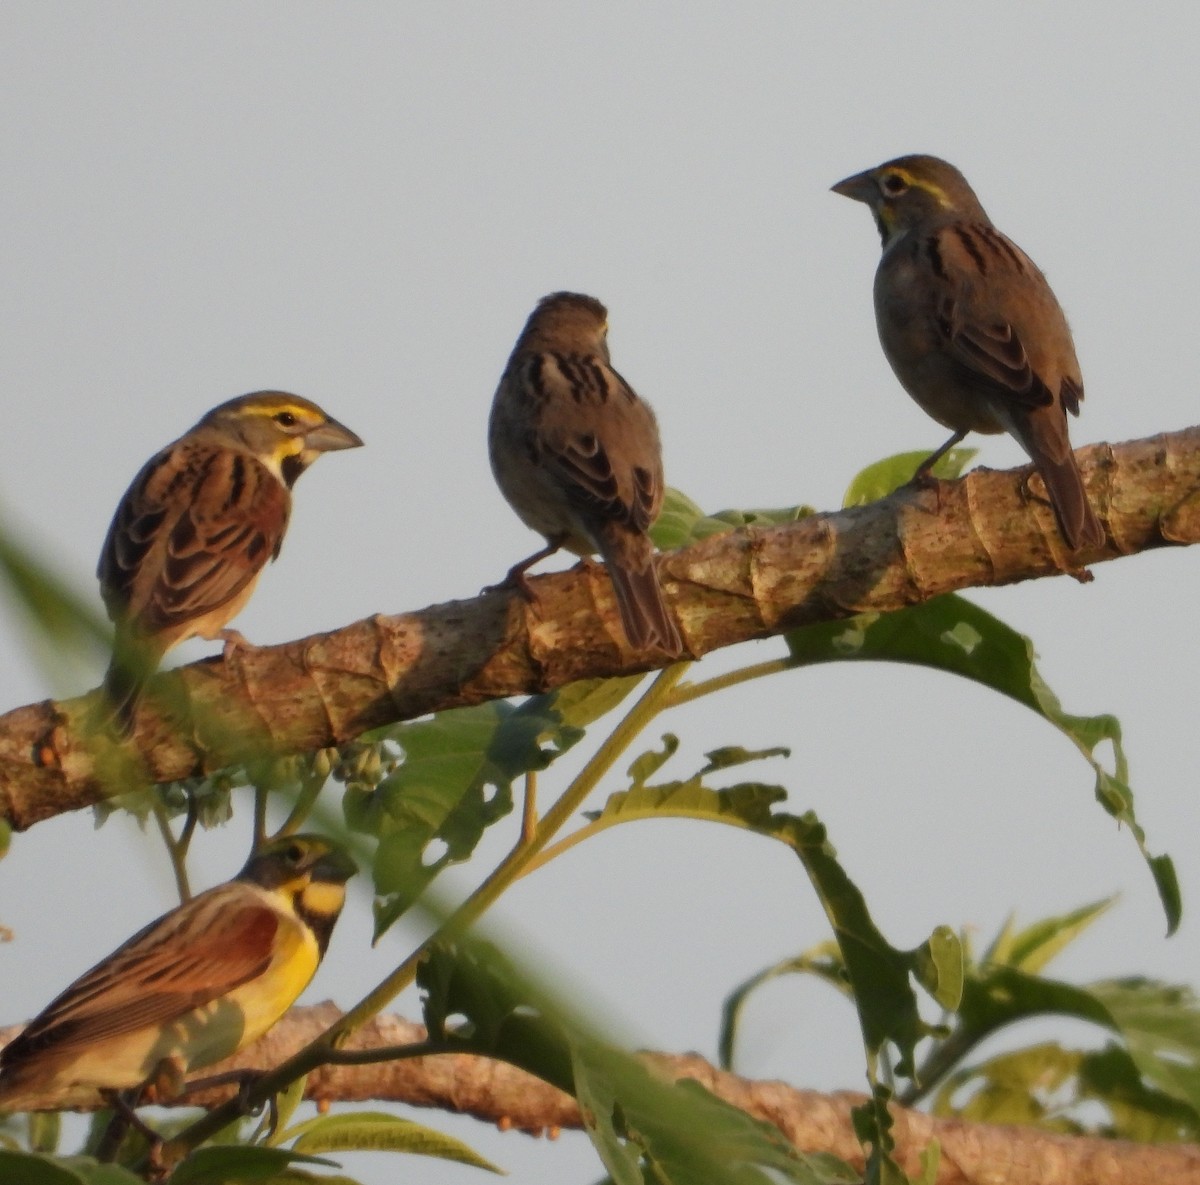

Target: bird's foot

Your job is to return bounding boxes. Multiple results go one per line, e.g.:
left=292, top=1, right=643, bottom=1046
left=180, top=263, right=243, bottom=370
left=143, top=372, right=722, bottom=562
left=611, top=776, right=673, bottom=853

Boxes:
left=216, top=628, right=252, bottom=660
left=482, top=536, right=567, bottom=602
left=482, top=564, right=539, bottom=603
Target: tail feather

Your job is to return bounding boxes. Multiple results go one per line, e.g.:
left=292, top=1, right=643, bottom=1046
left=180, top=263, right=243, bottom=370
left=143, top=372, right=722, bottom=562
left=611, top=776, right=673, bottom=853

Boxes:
left=99, top=630, right=161, bottom=736
left=1033, top=448, right=1104, bottom=552
left=100, top=659, right=142, bottom=736
left=597, top=527, right=684, bottom=657
left=1001, top=403, right=1104, bottom=552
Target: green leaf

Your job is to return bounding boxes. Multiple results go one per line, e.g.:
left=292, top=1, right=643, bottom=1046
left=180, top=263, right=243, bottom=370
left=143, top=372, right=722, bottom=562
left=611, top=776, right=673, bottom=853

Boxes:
left=849, top=1086, right=908, bottom=1184
left=719, top=952, right=835, bottom=1071
left=168, top=1145, right=337, bottom=1185
left=943, top=1043, right=1082, bottom=1128
left=28, top=1110, right=60, bottom=1154
left=625, top=734, right=680, bottom=788
left=0, top=1152, right=145, bottom=1185
left=982, top=898, right=1114, bottom=975
left=652, top=490, right=735, bottom=549
left=0, top=517, right=112, bottom=656
left=699, top=746, right=791, bottom=773
left=581, top=773, right=958, bottom=1083
left=572, top=1044, right=854, bottom=1185
left=913, top=926, right=963, bottom=1012
left=955, top=965, right=1116, bottom=1051
left=913, top=1141, right=941, bottom=1185
left=841, top=448, right=977, bottom=507
left=418, top=939, right=573, bottom=1090
left=1093, top=978, right=1200, bottom=1121
left=784, top=593, right=1179, bottom=934
left=652, top=488, right=815, bottom=550
left=922, top=932, right=1200, bottom=1139
left=284, top=1112, right=501, bottom=1172
left=0, top=1151, right=86, bottom=1185
left=545, top=677, right=645, bottom=730
left=420, top=938, right=854, bottom=1183
left=61, top=1162, right=148, bottom=1185
left=1077, top=1044, right=1199, bottom=1141
left=347, top=699, right=583, bottom=937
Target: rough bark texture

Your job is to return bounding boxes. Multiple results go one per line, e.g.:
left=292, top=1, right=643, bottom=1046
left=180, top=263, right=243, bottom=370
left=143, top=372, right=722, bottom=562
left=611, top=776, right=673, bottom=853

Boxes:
left=3, top=429, right=1198, bottom=831
left=3, top=1005, right=1195, bottom=1183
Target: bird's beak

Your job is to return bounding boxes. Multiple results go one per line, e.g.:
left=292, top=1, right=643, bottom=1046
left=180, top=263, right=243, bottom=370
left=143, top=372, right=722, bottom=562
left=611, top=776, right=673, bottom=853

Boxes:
left=306, top=418, right=364, bottom=453
left=312, top=846, right=359, bottom=885
left=831, top=170, right=876, bottom=204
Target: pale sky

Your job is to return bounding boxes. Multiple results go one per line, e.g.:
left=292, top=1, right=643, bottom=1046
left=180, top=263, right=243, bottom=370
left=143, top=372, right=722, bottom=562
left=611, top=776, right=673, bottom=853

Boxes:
left=1, top=5, right=1198, bottom=1183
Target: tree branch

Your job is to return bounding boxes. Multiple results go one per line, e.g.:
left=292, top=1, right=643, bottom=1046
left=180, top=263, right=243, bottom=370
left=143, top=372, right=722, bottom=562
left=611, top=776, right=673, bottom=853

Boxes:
left=3, top=428, right=1198, bottom=830
left=3, top=1004, right=1196, bottom=1184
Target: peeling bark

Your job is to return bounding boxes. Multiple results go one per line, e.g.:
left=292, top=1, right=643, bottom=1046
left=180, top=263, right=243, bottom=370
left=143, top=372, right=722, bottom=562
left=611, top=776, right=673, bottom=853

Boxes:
left=2, top=429, right=1198, bottom=831
left=3, top=1005, right=1195, bottom=1184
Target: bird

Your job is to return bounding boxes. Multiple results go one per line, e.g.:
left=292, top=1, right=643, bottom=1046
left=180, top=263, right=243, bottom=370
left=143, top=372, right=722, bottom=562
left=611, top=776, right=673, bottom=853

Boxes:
left=832, top=154, right=1104, bottom=551
left=488, top=292, right=684, bottom=656
left=97, top=391, right=363, bottom=730
left=0, top=833, right=357, bottom=1113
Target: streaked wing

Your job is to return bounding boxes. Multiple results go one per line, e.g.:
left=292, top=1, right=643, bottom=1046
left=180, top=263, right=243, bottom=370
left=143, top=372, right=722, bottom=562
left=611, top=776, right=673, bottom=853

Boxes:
left=931, top=223, right=1054, bottom=410
left=528, top=353, right=662, bottom=532
left=3, top=887, right=279, bottom=1063
left=99, top=439, right=290, bottom=635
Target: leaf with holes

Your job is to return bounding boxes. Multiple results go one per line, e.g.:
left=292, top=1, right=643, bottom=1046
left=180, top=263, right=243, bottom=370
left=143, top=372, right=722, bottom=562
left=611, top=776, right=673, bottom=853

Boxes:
left=784, top=593, right=1179, bottom=934
left=346, top=699, right=582, bottom=937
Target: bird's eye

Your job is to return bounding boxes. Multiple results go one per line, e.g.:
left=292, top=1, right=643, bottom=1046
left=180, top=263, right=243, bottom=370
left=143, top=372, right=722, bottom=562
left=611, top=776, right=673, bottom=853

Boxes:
left=881, top=172, right=909, bottom=197
left=274, top=411, right=298, bottom=428
left=285, top=842, right=305, bottom=865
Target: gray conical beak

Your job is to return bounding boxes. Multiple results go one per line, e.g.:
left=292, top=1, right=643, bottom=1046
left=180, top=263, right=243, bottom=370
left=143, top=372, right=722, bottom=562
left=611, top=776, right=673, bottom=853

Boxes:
left=312, top=845, right=359, bottom=885
left=831, top=170, right=876, bottom=203
left=306, top=417, right=364, bottom=452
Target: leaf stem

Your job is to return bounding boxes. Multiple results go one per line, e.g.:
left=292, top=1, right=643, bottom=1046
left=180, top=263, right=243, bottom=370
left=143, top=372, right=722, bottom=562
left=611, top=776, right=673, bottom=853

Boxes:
left=275, top=767, right=328, bottom=838
left=152, top=794, right=195, bottom=904
left=667, top=655, right=799, bottom=708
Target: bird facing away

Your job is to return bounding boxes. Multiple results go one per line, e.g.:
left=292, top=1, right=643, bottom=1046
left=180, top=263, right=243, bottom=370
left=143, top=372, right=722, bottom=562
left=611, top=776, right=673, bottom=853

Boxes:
left=488, top=292, right=684, bottom=656
left=0, top=834, right=357, bottom=1113
left=832, top=154, right=1104, bottom=551
left=97, top=391, right=363, bottom=730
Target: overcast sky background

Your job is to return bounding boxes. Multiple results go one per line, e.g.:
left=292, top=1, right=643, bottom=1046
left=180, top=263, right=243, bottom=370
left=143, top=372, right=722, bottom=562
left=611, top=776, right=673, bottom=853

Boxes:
left=2, top=5, right=1198, bottom=1182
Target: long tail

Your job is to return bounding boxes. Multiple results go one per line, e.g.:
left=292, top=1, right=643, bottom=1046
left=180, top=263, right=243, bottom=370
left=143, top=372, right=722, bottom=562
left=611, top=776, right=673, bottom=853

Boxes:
left=1005, top=404, right=1104, bottom=552
left=597, top=525, right=684, bottom=657
left=1032, top=446, right=1104, bottom=551
left=100, top=659, right=142, bottom=736
left=99, top=631, right=160, bottom=736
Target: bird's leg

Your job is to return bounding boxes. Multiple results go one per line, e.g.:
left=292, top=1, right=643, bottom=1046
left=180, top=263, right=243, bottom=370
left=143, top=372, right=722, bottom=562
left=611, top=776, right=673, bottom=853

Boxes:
left=177, top=1066, right=279, bottom=1135
left=216, top=628, right=251, bottom=659
left=96, top=1088, right=162, bottom=1163
left=483, top=534, right=567, bottom=600
left=911, top=429, right=968, bottom=486
left=94, top=1095, right=130, bottom=1163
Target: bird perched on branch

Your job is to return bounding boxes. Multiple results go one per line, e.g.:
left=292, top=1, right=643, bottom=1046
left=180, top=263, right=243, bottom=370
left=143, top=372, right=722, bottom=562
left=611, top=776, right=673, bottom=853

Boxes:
left=488, top=292, right=684, bottom=656
left=0, top=834, right=356, bottom=1113
left=97, top=391, right=363, bottom=731
left=832, top=154, right=1103, bottom=551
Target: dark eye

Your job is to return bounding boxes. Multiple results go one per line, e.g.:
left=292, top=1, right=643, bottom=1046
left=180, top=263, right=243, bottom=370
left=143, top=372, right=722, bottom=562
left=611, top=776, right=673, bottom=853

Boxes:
left=881, top=172, right=908, bottom=197
left=274, top=411, right=298, bottom=428
left=285, top=842, right=305, bottom=865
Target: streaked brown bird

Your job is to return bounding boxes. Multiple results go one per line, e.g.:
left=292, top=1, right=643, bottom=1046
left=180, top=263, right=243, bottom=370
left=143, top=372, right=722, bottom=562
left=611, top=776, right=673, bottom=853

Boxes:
left=0, top=834, right=356, bottom=1113
left=832, top=154, right=1103, bottom=551
left=98, top=391, right=363, bottom=730
left=488, top=292, right=684, bottom=655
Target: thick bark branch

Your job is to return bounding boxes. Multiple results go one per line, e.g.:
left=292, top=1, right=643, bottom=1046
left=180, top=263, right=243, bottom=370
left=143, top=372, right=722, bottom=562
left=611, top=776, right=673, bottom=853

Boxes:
left=3, top=1004, right=1196, bottom=1184
left=3, top=428, right=1199, bottom=830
